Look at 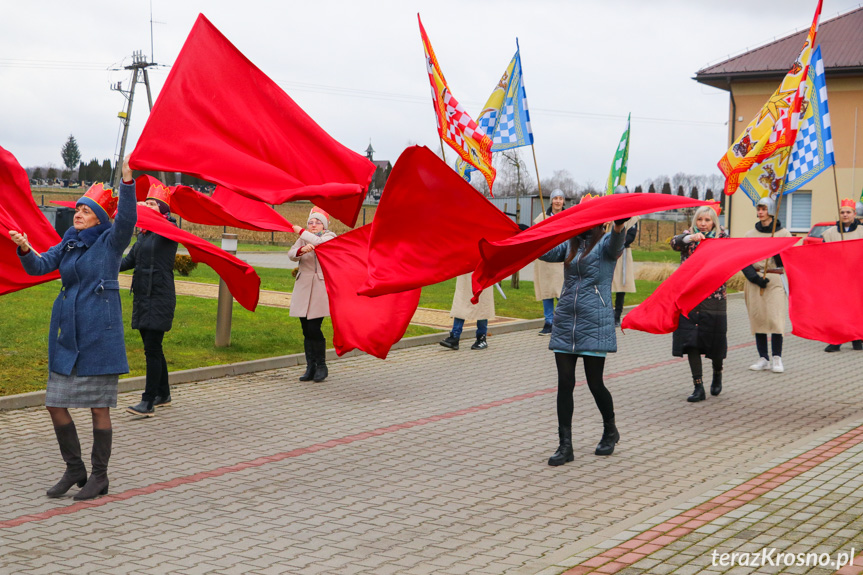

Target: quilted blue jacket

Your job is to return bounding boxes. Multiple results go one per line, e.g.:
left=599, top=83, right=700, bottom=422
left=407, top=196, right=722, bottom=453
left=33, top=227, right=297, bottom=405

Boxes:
left=539, top=229, right=625, bottom=354
left=20, top=182, right=137, bottom=376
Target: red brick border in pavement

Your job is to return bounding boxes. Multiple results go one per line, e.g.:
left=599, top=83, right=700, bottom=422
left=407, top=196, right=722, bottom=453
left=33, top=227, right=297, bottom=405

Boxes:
left=562, top=424, right=863, bottom=575
left=0, top=340, right=759, bottom=531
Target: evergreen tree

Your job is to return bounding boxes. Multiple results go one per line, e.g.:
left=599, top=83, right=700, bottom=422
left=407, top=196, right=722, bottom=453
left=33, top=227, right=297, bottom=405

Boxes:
left=33, top=167, right=43, bottom=180
left=648, top=184, right=656, bottom=194
left=661, top=182, right=672, bottom=195
left=100, top=159, right=113, bottom=182
left=47, top=167, right=57, bottom=180
left=61, top=135, right=81, bottom=172
left=690, top=186, right=699, bottom=200
left=78, top=161, right=86, bottom=182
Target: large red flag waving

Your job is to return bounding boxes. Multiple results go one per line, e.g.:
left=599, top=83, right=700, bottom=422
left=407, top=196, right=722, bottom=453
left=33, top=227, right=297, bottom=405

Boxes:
left=783, top=239, right=863, bottom=345
left=53, top=200, right=261, bottom=311
left=359, top=146, right=520, bottom=297
left=129, top=14, right=375, bottom=227
left=470, top=194, right=710, bottom=303
left=622, top=237, right=800, bottom=334
left=316, top=226, right=421, bottom=359
left=0, top=146, right=61, bottom=295
left=135, top=176, right=295, bottom=232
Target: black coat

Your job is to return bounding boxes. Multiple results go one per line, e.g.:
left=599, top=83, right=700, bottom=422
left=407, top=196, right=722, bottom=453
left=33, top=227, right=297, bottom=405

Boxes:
left=120, top=220, right=179, bottom=332
left=672, top=299, right=727, bottom=360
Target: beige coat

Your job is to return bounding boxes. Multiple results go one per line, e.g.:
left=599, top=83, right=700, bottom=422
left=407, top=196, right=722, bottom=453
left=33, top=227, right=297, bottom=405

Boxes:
left=450, top=272, right=494, bottom=321
left=822, top=224, right=863, bottom=242
left=611, top=216, right=639, bottom=293
left=743, top=226, right=792, bottom=334
left=288, top=230, right=337, bottom=319
left=533, top=211, right=564, bottom=300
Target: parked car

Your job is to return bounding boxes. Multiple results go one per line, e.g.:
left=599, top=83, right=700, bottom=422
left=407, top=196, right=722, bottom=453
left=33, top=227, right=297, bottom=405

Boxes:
left=803, top=221, right=834, bottom=245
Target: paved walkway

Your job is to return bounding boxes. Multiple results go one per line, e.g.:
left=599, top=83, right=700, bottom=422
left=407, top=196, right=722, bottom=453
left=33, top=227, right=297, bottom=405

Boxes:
left=118, top=275, right=513, bottom=332
left=1, top=298, right=861, bottom=574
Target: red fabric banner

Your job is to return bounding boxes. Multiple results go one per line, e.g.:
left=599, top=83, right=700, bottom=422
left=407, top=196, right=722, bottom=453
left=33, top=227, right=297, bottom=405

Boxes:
left=359, top=146, right=520, bottom=297
left=622, top=237, right=800, bottom=334
left=783, top=239, right=863, bottom=344
left=53, top=200, right=261, bottom=311
left=471, top=194, right=710, bottom=303
left=315, top=225, right=420, bottom=359
left=135, top=175, right=294, bottom=232
left=0, top=146, right=61, bottom=296
left=129, top=14, right=375, bottom=227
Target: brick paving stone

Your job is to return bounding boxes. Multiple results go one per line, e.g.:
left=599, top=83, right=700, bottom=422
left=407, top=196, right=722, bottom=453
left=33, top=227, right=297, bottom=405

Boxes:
left=2, top=298, right=863, bottom=574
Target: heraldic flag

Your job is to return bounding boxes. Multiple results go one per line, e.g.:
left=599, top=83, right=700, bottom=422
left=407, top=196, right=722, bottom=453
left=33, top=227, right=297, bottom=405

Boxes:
left=418, top=14, right=496, bottom=191
left=605, top=113, right=631, bottom=194
left=718, top=0, right=822, bottom=196
left=456, top=42, right=535, bottom=184
left=740, top=45, right=834, bottom=204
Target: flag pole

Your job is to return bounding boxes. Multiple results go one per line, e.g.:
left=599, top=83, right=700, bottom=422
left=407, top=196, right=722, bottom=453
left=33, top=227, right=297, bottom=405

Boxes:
left=439, top=136, right=447, bottom=164
left=759, top=168, right=791, bottom=294
left=531, top=145, right=546, bottom=215
left=830, top=164, right=846, bottom=241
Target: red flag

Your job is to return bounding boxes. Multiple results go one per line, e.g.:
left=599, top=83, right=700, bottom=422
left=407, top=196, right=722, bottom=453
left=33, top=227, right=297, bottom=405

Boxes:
left=53, top=200, right=261, bottom=311
left=622, top=237, right=800, bottom=334
left=129, top=14, right=375, bottom=227
left=358, top=146, right=520, bottom=297
left=471, top=194, right=710, bottom=303
left=315, top=225, right=420, bottom=359
left=0, top=146, right=61, bottom=296
left=783, top=239, right=863, bottom=344
left=135, top=176, right=295, bottom=232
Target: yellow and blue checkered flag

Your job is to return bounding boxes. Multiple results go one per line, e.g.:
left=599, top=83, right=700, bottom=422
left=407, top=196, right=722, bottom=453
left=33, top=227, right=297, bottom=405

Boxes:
left=456, top=41, right=534, bottom=181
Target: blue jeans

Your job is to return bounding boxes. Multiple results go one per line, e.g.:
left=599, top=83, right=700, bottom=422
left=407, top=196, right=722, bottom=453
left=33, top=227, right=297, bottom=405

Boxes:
left=452, top=318, right=487, bottom=338
left=542, top=298, right=556, bottom=325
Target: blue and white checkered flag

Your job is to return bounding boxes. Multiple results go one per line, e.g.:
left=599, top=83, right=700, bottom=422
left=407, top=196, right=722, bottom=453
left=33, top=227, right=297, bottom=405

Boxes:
left=491, top=42, right=533, bottom=152
left=785, top=45, right=834, bottom=194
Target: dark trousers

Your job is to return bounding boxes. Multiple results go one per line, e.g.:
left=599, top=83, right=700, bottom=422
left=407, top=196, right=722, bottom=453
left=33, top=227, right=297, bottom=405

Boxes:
left=686, top=349, right=723, bottom=380
left=555, top=353, right=615, bottom=428
left=755, top=333, right=783, bottom=359
left=140, top=329, right=170, bottom=403
left=300, top=317, right=325, bottom=342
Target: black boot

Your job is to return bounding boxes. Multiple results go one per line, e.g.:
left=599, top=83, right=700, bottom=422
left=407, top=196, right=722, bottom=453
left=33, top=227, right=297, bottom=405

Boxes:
left=312, top=340, right=328, bottom=383
left=824, top=344, right=842, bottom=352
left=548, top=426, right=574, bottom=466
left=710, top=370, right=722, bottom=396
left=470, top=333, right=488, bottom=350
left=687, top=378, right=706, bottom=403
left=595, top=419, right=619, bottom=456
left=74, top=428, right=111, bottom=501
left=299, top=339, right=316, bottom=381
left=439, top=332, right=459, bottom=350
left=854, top=340, right=863, bottom=351
left=46, top=422, right=88, bottom=498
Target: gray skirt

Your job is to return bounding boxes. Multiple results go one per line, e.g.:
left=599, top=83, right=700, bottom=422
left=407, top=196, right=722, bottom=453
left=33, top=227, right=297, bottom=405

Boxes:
left=46, top=368, right=119, bottom=408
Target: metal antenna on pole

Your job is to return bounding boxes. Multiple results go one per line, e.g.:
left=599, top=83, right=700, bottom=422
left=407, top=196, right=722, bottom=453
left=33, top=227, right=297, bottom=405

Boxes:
left=110, top=49, right=164, bottom=187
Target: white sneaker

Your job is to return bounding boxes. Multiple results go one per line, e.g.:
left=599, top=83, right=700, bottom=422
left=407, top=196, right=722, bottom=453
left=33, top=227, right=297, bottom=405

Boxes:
left=749, top=357, right=771, bottom=371
left=771, top=356, right=784, bottom=373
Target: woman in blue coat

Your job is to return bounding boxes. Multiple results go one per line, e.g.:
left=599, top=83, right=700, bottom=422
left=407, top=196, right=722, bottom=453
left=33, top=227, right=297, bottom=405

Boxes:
left=9, top=157, right=136, bottom=500
left=539, top=205, right=628, bottom=465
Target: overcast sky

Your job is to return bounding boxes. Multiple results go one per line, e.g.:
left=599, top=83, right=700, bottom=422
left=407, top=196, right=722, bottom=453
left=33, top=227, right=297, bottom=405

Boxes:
left=2, top=0, right=860, bottom=188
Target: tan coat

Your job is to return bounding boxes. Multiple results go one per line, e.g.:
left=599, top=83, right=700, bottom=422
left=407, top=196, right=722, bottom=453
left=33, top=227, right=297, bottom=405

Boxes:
left=611, top=216, right=639, bottom=293
left=822, top=224, right=863, bottom=242
left=743, top=226, right=792, bottom=334
left=533, top=212, right=564, bottom=300
left=450, top=272, right=494, bottom=321
left=288, top=230, right=337, bottom=319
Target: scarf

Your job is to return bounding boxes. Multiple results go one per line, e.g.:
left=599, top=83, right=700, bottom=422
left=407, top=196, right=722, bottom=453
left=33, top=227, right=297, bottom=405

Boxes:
left=63, top=221, right=112, bottom=251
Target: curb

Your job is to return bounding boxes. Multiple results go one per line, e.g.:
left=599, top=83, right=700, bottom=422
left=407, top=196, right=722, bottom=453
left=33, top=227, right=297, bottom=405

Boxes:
left=0, top=317, right=546, bottom=412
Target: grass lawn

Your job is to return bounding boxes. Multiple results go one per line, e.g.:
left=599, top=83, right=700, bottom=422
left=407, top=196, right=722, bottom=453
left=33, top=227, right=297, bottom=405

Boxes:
left=0, top=281, right=438, bottom=397
left=631, top=249, right=680, bottom=263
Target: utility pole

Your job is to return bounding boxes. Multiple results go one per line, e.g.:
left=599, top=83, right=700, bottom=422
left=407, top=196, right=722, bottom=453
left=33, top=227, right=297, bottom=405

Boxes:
left=111, top=50, right=165, bottom=187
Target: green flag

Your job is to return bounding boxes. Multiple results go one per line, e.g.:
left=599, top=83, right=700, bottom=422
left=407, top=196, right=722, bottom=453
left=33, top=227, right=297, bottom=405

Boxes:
left=605, top=113, right=630, bottom=194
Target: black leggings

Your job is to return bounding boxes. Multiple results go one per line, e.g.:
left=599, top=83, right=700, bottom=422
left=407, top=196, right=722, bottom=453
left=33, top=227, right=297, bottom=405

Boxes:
left=555, top=353, right=615, bottom=428
left=686, top=350, right=723, bottom=381
left=140, top=329, right=170, bottom=403
left=299, top=317, right=325, bottom=342
left=755, top=333, right=783, bottom=359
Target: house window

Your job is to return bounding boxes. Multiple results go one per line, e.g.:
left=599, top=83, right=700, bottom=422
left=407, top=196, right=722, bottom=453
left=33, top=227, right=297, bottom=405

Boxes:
left=777, top=191, right=812, bottom=233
